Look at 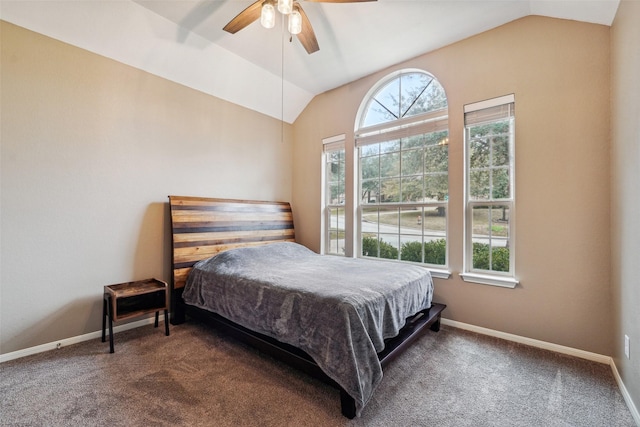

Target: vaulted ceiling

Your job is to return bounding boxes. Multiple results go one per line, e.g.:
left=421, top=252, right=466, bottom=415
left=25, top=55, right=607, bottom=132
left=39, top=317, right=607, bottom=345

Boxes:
left=1, top=0, right=620, bottom=123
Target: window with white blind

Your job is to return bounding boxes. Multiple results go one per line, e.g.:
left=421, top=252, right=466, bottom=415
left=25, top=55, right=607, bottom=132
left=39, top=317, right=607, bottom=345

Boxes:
left=355, top=70, right=449, bottom=275
left=322, top=135, right=346, bottom=256
left=462, top=94, right=518, bottom=288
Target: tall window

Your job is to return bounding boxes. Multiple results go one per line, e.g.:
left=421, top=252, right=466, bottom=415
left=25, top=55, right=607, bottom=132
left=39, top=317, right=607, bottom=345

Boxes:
left=356, top=70, right=449, bottom=271
left=462, top=94, right=517, bottom=287
left=323, top=135, right=346, bottom=255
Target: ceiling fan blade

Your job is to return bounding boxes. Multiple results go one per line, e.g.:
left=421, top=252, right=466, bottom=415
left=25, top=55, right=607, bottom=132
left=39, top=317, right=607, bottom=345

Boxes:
left=296, top=5, right=320, bottom=54
left=223, top=0, right=263, bottom=34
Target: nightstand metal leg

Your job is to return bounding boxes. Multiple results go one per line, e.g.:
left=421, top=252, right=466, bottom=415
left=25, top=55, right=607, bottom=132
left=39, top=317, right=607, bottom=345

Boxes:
left=164, top=310, right=170, bottom=336
left=107, top=295, right=114, bottom=353
left=154, top=311, right=159, bottom=328
left=102, top=297, right=107, bottom=343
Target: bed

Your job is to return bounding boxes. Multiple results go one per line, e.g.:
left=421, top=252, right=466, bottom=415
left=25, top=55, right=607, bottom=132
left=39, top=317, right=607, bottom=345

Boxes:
left=169, top=195, right=446, bottom=418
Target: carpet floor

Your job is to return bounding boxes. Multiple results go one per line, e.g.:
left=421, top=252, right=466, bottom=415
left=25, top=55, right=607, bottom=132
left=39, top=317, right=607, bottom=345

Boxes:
left=0, top=320, right=635, bottom=426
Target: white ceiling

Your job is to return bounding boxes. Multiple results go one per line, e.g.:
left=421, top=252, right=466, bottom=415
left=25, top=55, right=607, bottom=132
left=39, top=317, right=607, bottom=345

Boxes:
left=1, top=0, right=620, bottom=123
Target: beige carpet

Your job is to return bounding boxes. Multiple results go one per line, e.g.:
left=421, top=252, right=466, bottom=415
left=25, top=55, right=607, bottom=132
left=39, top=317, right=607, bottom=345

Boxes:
left=0, top=320, right=635, bottom=426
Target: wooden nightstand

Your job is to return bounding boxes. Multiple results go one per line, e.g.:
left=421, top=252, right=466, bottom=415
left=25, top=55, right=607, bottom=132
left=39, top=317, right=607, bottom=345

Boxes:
left=102, top=278, right=169, bottom=353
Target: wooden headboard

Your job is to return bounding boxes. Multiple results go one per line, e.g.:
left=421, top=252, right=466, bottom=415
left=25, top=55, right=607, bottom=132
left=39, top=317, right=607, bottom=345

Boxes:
left=169, top=196, right=295, bottom=291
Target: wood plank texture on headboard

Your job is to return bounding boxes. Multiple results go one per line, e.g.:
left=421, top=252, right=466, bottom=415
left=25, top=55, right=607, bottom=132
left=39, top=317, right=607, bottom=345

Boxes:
left=169, top=196, right=295, bottom=290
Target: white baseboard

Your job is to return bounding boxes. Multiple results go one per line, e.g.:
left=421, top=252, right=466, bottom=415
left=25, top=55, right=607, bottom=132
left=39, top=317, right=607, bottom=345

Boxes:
left=440, top=318, right=611, bottom=363
left=441, top=318, right=639, bottom=426
left=0, top=316, right=160, bottom=363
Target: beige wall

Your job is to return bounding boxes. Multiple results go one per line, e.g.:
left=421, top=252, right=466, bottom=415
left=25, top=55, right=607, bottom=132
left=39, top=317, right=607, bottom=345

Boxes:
left=611, top=0, right=640, bottom=412
left=0, top=21, right=292, bottom=354
left=293, top=16, right=613, bottom=355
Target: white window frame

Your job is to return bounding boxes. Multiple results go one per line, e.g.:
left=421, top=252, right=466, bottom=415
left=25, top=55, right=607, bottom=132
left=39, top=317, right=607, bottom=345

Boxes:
left=354, top=70, right=451, bottom=279
left=321, top=134, right=346, bottom=256
left=461, top=94, right=518, bottom=288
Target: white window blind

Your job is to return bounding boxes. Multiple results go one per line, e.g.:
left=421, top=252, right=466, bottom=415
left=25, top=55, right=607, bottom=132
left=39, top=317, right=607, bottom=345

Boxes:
left=464, top=94, right=515, bottom=126
left=355, top=109, right=448, bottom=147
left=322, top=134, right=345, bottom=152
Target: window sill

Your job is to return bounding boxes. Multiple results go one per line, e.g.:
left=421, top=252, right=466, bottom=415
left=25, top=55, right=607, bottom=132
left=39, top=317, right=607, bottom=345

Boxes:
left=429, top=269, right=451, bottom=280
left=459, top=273, right=518, bottom=289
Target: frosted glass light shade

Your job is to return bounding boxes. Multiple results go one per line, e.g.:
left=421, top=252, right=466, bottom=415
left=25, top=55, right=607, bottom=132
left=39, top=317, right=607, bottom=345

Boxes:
left=288, top=10, right=302, bottom=35
left=261, top=3, right=276, bottom=29
left=278, top=0, right=293, bottom=15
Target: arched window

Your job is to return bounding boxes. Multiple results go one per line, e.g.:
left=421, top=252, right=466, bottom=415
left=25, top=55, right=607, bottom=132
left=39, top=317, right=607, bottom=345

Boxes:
left=360, top=71, right=447, bottom=128
left=355, top=70, right=449, bottom=271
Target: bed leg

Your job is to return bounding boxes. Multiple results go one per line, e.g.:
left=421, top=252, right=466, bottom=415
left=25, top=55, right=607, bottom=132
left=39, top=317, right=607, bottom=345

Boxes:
left=170, top=288, right=186, bottom=325
left=340, top=389, right=356, bottom=419
left=430, top=314, right=441, bottom=332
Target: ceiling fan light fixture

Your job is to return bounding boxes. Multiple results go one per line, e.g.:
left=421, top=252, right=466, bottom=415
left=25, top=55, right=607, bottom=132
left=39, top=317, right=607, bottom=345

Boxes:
left=288, top=9, right=302, bottom=35
left=260, top=1, right=276, bottom=29
left=277, top=0, right=293, bottom=15
left=225, top=0, right=374, bottom=54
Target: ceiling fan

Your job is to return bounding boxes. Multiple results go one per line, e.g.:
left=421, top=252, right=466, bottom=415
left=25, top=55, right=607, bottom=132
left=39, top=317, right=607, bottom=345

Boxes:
left=223, top=0, right=377, bottom=55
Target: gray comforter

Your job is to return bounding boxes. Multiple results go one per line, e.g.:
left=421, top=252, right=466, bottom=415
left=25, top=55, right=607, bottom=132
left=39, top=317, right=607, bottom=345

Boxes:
left=182, top=242, right=434, bottom=416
